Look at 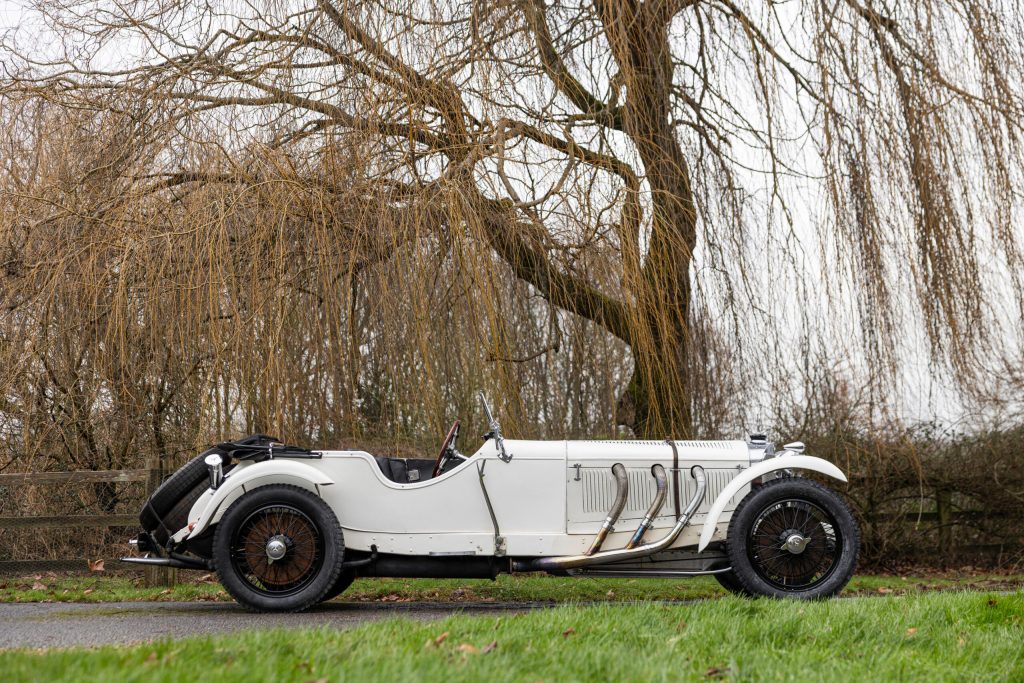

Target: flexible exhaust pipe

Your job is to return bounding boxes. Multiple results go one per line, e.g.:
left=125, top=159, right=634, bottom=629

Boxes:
left=514, top=466, right=706, bottom=572
left=585, top=463, right=629, bottom=555
left=625, top=464, right=667, bottom=549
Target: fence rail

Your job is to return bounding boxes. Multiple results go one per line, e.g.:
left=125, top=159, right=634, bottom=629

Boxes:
left=1, top=465, right=1021, bottom=579
left=0, top=469, right=150, bottom=485
left=0, top=460, right=176, bottom=585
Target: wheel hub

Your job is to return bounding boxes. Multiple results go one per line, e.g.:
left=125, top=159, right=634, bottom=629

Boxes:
left=265, top=535, right=289, bottom=563
left=782, top=531, right=811, bottom=555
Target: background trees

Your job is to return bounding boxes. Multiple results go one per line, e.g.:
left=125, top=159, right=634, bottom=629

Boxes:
left=2, top=0, right=1023, bottom=460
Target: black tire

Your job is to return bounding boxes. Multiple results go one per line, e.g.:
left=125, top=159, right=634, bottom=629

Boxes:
left=321, top=570, right=357, bottom=603
left=149, top=477, right=209, bottom=547
left=713, top=570, right=751, bottom=596
left=212, top=484, right=344, bottom=612
left=726, top=477, right=858, bottom=599
left=139, top=450, right=230, bottom=542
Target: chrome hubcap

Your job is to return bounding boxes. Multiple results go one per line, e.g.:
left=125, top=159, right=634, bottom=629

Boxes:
left=265, top=536, right=288, bottom=563
left=783, top=532, right=810, bottom=555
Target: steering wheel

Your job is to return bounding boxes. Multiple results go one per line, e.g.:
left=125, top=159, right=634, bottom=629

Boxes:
left=432, top=420, right=462, bottom=478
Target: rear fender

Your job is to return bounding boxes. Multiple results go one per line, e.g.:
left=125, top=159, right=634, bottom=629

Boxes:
left=697, top=455, right=848, bottom=552
left=182, top=460, right=334, bottom=541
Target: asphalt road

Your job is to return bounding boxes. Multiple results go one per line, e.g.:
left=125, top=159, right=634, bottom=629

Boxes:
left=0, top=601, right=540, bottom=649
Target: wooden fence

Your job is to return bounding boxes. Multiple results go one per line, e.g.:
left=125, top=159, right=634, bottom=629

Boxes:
left=0, top=466, right=1020, bottom=580
left=0, top=460, right=178, bottom=585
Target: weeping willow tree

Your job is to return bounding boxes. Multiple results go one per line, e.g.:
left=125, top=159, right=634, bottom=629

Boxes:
left=2, top=0, right=1023, bottom=448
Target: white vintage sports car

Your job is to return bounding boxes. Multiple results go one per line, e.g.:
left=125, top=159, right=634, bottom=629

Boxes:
left=126, top=393, right=859, bottom=612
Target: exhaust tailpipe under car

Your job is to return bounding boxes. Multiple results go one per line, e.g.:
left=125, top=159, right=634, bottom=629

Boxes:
left=514, top=465, right=706, bottom=572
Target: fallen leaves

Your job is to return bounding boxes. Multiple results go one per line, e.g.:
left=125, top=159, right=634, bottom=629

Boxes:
left=705, top=666, right=731, bottom=678
left=562, top=627, right=576, bottom=638
left=31, top=582, right=46, bottom=591
left=905, top=628, right=918, bottom=636
left=425, top=630, right=498, bottom=660
left=87, top=559, right=105, bottom=572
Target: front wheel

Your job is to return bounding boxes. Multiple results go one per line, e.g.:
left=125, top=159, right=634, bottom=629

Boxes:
left=213, top=484, right=344, bottom=612
left=726, top=477, right=859, bottom=599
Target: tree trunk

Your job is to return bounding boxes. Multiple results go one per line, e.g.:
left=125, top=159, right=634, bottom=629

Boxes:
left=602, top=1, right=699, bottom=438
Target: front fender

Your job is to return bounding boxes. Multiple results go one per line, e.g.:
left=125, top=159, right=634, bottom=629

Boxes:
left=183, top=460, right=334, bottom=541
left=697, top=455, right=848, bottom=552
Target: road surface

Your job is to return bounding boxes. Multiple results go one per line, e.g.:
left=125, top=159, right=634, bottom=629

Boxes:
left=0, top=601, right=539, bottom=649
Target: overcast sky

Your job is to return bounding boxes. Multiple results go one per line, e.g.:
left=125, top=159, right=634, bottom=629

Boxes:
left=2, top=0, right=1020, bottom=432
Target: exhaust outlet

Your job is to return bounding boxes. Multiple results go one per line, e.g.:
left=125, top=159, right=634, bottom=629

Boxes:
left=625, top=464, right=667, bottom=549
left=585, top=463, right=628, bottom=555
left=513, top=466, right=706, bottom=572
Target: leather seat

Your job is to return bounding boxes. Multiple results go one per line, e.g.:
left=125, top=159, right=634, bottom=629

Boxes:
left=375, top=457, right=436, bottom=483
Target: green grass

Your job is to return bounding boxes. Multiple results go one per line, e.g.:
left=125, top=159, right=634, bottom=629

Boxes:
left=1, top=591, right=1022, bottom=681
left=2, top=572, right=1021, bottom=604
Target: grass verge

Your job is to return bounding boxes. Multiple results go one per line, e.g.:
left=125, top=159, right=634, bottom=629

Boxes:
left=1, top=571, right=1021, bottom=604
left=1, top=590, right=1021, bottom=682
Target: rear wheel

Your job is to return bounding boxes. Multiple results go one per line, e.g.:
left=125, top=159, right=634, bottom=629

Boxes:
left=726, top=477, right=858, bottom=599
left=213, top=484, right=344, bottom=612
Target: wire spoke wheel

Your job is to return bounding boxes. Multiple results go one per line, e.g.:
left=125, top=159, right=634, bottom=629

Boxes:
left=747, top=498, right=840, bottom=591
left=229, top=504, right=324, bottom=597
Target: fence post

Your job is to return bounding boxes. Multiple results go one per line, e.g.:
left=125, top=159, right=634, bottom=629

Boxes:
left=936, top=487, right=953, bottom=560
left=142, top=456, right=178, bottom=588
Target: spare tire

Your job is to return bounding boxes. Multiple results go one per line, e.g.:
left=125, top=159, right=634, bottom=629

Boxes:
left=140, top=449, right=231, bottom=545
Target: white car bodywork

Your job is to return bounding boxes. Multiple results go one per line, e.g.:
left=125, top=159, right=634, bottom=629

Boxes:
left=176, top=437, right=847, bottom=561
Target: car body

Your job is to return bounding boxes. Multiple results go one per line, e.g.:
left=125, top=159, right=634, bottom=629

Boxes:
left=126, top=395, right=860, bottom=611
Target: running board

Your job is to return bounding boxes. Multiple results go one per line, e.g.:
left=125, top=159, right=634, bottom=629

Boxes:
left=567, top=567, right=733, bottom=578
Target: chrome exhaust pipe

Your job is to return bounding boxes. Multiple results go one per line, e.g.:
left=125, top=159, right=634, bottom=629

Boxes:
left=514, top=466, right=706, bottom=572
left=585, top=463, right=629, bottom=555
left=625, top=464, right=667, bottom=549
left=120, top=554, right=210, bottom=570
